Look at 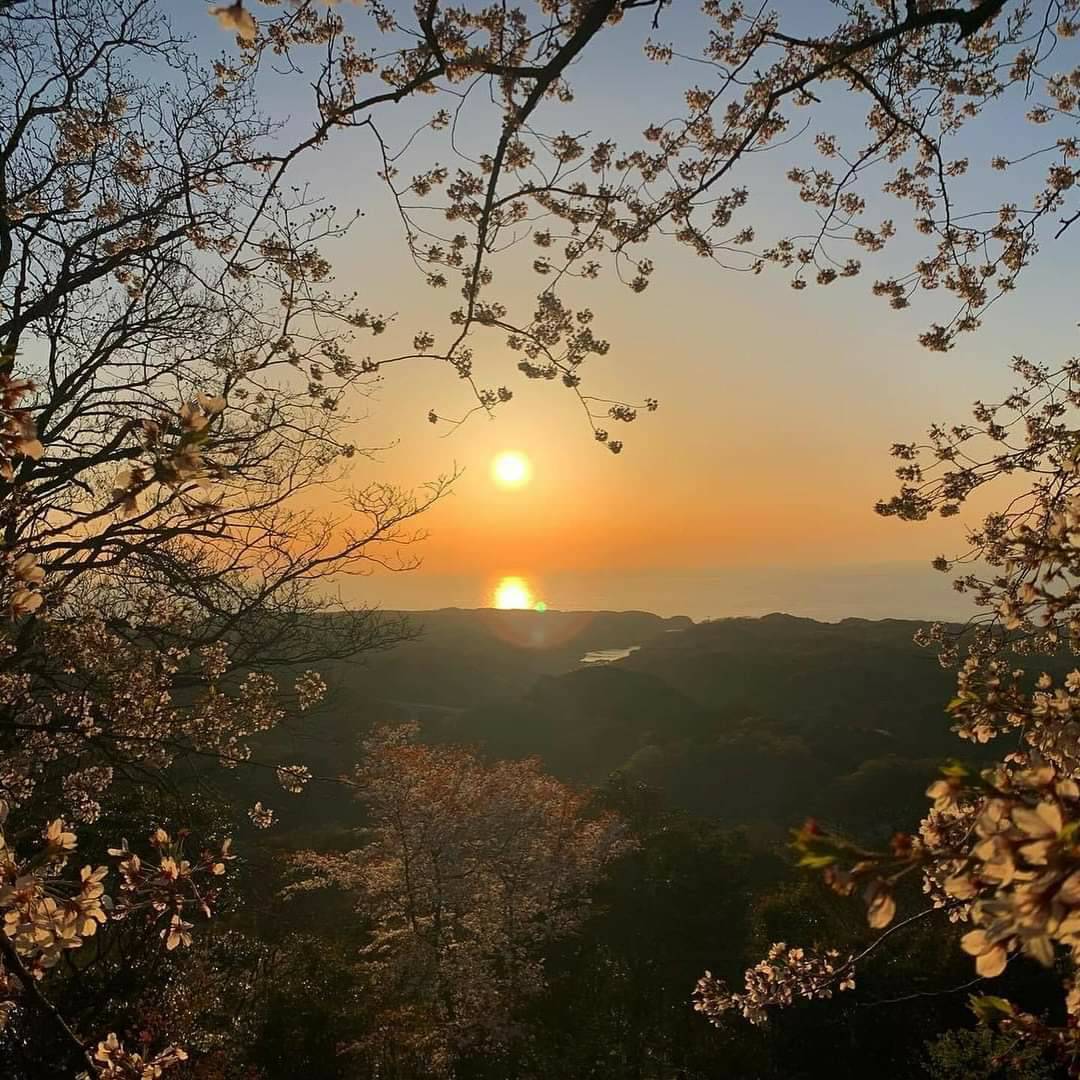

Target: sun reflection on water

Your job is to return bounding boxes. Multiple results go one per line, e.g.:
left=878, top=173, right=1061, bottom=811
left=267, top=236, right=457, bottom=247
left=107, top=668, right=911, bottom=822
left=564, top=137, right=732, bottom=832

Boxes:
left=493, top=576, right=534, bottom=609
left=485, top=578, right=593, bottom=650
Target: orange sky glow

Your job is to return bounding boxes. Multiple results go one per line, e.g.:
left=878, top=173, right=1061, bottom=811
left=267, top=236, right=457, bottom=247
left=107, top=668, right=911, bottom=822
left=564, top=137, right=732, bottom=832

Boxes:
left=248, top=6, right=1074, bottom=622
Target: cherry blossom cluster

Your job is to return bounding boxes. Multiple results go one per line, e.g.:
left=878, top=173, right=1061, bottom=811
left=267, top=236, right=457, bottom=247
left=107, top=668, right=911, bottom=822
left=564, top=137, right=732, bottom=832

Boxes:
left=0, top=811, right=234, bottom=990
left=84, top=1032, right=189, bottom=1079
left=0, top=369, right=43, bottom=480
left=111, top=393, right=228, bottom=519
left=693, top=942, right=855, bottom=1027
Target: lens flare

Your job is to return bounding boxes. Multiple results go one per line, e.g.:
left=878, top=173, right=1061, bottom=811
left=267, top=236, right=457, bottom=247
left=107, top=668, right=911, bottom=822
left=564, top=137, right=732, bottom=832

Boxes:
left=493, top=576, right=533, bottom=609
left=491, top=451, right=531, bottom=489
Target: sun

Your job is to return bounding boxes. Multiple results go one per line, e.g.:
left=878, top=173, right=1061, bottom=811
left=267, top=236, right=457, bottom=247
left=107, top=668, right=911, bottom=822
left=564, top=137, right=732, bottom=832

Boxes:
left=493, top=576, right=533, bottom=609
left=491, top=450, right=531, bottom=489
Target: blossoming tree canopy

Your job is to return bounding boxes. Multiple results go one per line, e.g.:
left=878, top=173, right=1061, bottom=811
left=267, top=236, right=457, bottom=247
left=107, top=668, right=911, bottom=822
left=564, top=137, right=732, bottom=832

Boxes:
left=285, top=725, right=633, bottom=1058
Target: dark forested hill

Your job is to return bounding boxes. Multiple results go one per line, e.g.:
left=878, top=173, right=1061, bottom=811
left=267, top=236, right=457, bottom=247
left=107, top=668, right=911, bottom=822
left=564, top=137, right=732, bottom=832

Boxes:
left=236, top=609, right=1067, bottom=1079
left=325, top=606, right=691, bottom=706
left=402, top=612, right=971, bottom=834
left=266, top=609, right=1038, bottom=839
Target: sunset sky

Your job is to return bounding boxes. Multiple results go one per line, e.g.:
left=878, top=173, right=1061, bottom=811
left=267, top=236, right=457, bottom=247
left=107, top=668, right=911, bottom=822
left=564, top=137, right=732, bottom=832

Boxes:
left=197, top=2, right=1077, bottom=620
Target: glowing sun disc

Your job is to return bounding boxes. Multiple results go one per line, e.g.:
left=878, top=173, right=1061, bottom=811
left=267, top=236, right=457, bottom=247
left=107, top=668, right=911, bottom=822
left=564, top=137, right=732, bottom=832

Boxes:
left=493, top=576, right=533, bottom=609
left=491, top=451, right=531, bottom=489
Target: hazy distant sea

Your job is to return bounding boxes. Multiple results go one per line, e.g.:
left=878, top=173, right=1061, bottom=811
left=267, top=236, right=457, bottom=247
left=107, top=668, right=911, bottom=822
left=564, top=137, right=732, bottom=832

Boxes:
left=337, top=562, right=975, bottom=623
